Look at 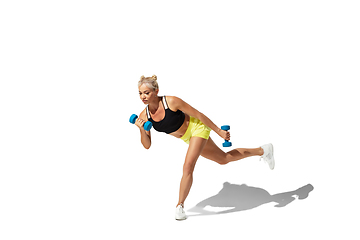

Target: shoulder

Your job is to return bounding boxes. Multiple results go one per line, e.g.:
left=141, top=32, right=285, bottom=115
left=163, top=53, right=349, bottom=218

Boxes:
left=139, top=107, right=148, bottom=120
left=165, top=96, right=185, bottom=105
left=165, top=95, right=200, bottom=117
left=165, top=96, right=185, bottom=111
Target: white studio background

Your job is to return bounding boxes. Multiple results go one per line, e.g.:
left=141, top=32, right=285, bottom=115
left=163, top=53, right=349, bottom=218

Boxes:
left=1, top=1, right=359, bottom=239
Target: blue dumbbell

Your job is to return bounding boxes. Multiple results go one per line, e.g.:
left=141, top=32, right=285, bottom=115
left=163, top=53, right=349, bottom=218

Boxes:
left=221, top=125, right=232, bottom=147
left=129, top=114, right=153, bottom=131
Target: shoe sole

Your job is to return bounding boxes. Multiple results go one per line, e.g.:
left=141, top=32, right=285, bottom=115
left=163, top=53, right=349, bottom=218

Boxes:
left=269, top=144, right=275, bottom=170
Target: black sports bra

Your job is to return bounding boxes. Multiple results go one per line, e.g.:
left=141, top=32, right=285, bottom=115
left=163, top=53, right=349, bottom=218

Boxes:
left=146, top=96, right=185, bottom=134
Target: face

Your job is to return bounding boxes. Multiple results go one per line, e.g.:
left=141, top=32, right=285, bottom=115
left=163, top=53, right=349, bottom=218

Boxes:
left=139, top=84, right=158, bottom=104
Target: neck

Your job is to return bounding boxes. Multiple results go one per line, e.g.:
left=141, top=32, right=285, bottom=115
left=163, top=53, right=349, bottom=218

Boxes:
left=148, top=96, right=161, bottom=113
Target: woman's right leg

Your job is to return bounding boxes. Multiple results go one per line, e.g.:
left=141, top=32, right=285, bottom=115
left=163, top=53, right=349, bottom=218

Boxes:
left=177, top=136, right=208, bottom=207
left=200, top=137, right=264, bottom=165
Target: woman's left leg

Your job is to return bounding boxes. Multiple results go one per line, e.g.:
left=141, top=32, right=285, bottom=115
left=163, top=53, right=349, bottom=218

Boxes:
left=177, top=136, right=208, bottom=207
left=201, top=137, right=264, bottom=165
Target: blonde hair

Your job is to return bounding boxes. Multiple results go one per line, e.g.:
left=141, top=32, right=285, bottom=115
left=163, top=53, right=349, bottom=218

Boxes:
left=138, top=75, right=159, bottom=92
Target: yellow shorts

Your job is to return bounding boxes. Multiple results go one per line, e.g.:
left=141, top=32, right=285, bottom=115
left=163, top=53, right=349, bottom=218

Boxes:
left=180, top=116, right=211, bottom=144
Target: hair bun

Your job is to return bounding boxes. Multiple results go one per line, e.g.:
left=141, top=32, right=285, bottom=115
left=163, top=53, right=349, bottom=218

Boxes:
left=138, top=75, right=159, bottom=91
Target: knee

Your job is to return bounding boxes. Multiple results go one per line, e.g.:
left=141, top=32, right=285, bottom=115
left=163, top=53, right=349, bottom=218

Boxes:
left=183, top=162, right=195, bottom=175
left=217, top=154, right=232, bottom=165
left=216, top=157, right=229, bottom=165
left=218, top=160, right=229, bottom=165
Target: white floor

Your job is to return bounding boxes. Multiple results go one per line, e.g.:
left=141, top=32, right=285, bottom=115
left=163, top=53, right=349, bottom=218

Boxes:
left=1, top=1, right=359, bottom=239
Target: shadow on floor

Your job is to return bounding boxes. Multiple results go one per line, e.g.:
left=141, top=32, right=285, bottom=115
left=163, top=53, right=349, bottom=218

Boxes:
left=188, top=182, right=314, bottom=217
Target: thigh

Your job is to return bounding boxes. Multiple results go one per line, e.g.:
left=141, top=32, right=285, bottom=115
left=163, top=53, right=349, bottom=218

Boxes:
left=183, top=137, right=208, bottom=171
left=200, top=137, right=227, bottom=164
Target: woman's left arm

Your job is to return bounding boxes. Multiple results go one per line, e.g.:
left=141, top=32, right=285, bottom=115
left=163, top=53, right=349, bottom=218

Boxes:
left=168, top=96, right=229, bottom=140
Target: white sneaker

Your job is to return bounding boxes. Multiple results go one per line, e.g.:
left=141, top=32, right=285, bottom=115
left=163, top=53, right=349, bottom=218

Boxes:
left=175, top=204, right=187, bottom=221
left=260, top=143, right=275, bottom=170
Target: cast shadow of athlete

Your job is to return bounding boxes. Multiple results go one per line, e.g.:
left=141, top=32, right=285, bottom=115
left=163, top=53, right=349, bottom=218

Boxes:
left=188, top=182, right=314, bottom=216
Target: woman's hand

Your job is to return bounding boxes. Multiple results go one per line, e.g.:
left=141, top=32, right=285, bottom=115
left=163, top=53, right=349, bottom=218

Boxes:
left=135, top=117, right=146, bottom=129
left=218, top=129, right=230, bottom=141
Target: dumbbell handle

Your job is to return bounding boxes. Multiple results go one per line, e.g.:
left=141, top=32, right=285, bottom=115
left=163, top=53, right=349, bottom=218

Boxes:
left=129, top=114, right=152, bottom=131
left=221, top=125, right=232, bottom=147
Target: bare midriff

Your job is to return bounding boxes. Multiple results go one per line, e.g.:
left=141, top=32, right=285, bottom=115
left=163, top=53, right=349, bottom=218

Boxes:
left=169, top=114, right=190, bottom=138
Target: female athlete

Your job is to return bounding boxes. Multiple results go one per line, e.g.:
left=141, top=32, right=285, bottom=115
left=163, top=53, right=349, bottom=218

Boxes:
left=133, top=75, right=275, bottom=220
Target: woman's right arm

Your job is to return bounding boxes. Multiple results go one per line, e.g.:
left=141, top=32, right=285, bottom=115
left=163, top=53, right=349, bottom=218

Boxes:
left=135, top=110, right=151, bottom=149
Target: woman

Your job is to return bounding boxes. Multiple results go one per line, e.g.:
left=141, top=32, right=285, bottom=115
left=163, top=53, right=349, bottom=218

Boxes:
left=134, top=75, right=275, bottom=220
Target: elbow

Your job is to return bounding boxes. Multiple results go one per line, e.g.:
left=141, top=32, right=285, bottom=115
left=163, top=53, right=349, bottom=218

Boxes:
left=143, top=142, right=151, bottom=150
left=197, top=112, right=206, bottom=121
